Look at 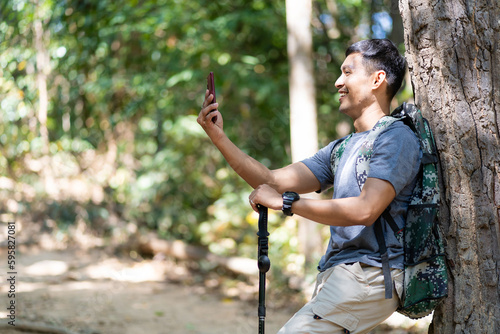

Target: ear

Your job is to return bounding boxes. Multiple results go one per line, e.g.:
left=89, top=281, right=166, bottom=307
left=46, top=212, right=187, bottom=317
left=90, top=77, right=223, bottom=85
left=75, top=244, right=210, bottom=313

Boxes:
left=372, top=70, right=387, bottom=90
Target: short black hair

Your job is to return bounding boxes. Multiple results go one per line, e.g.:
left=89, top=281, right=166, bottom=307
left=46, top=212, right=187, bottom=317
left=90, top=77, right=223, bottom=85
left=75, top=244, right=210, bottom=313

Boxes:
left=346, top=39, right=407, bottom=99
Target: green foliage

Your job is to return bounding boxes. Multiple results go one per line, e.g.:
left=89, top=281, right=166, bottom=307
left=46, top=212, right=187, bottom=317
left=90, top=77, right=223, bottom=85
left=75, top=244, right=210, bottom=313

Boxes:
left=0, top=0, right=409, bottom=285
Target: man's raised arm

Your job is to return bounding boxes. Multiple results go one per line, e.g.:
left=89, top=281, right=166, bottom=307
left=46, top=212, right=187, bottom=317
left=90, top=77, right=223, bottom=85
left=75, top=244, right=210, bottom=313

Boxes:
left=197, top=90, right=320, bottom=194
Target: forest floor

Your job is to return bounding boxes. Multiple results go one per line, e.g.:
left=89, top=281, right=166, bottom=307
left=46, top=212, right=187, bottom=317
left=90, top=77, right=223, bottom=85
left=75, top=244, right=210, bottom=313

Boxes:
left=0, top=245, right=295, bottom=334
left=0, top=239, right=431, bottom=334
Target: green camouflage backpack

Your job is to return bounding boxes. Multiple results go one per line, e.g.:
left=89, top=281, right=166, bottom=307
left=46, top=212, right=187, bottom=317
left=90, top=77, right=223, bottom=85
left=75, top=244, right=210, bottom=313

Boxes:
left=330, top=103, right=448, bottom=319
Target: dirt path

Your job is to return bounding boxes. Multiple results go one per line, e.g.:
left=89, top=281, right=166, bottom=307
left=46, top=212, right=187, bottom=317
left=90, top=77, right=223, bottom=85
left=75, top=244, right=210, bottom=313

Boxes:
left=0, top=248, right=430, bottom=334
left=1, top=280, right=290, bottom=334
left=0, top=248, right=291, bottom=334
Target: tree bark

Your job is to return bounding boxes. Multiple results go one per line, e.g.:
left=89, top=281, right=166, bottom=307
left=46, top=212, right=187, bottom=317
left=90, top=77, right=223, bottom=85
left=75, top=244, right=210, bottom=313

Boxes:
left=400, top=0, right=500, bottom=332
left=286, top=0, right=322, bottom=271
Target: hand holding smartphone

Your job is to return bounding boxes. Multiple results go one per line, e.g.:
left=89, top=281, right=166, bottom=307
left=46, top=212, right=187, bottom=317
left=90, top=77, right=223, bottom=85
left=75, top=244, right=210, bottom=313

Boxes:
left=207, top=72, right=217, bottom=123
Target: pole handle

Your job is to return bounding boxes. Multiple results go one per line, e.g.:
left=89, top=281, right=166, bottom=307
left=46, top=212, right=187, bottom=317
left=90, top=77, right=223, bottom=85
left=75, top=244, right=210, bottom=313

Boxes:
left=257, top=205, right=268, bottom=233
left=257, top=205, right=269, bottom=334
left=257, top=205, right=270, bottom=273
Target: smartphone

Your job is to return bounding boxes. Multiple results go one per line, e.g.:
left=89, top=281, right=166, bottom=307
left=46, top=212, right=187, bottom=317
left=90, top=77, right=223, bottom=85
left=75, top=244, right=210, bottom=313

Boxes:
left=207, top=72, right=216, bottom=103
left=206, top=72, right=217, bottom=122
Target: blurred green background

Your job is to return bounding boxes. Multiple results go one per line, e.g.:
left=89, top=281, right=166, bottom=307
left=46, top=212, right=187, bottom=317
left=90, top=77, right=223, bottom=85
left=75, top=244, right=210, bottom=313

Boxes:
left=0, top=0, right=412, bottom=289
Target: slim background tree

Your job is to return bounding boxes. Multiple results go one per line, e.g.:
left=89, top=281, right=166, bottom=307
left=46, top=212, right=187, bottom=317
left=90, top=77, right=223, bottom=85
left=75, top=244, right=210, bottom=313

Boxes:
left=286, top=0, right=323, bottom=275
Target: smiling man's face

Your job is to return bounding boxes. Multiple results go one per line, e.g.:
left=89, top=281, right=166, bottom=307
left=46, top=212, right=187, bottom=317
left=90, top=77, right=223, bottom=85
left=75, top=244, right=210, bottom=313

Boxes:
left=335, top=53, right=378, bottom=118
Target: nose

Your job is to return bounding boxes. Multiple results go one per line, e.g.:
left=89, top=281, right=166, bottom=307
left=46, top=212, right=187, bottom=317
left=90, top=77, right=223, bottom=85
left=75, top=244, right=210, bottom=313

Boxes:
left=335, top=74, right=344, bottom=89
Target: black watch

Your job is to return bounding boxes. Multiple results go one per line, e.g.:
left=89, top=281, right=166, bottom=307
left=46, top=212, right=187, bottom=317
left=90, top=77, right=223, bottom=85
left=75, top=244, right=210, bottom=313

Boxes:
left=282, top=191, right=300, bottom=216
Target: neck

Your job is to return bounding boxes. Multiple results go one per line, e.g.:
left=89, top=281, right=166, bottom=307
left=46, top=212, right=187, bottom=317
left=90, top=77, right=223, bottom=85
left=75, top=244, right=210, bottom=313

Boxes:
left=353, top=105, right=389, bottom=133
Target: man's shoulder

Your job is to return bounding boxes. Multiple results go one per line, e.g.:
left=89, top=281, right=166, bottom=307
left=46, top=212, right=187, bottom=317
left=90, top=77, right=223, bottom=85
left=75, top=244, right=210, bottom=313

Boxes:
left=372, top=120, right=422, bottom=161
left=379, top=119, right=420, bottom=144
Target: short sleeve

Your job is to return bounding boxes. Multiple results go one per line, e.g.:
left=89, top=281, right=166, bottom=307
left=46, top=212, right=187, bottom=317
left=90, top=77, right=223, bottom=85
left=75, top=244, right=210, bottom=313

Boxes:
left=301, top=140, right=338, bottom=193
left=367, top=122, right=422, bottom=195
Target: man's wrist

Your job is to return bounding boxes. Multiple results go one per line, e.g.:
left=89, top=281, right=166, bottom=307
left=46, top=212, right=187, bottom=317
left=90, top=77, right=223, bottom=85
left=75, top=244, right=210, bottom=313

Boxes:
left=282, top=191, right=300, bottom=216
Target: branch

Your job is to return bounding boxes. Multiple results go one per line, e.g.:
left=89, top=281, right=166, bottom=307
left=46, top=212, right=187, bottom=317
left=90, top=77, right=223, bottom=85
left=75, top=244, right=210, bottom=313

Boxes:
left=0, top=322, right=78, bottom=334
left=134, top=234, right=258, bottom=277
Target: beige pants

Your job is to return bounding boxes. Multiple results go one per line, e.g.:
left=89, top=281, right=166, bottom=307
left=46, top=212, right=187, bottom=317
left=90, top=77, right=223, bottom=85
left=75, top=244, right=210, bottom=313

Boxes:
left=278, top=262, right=403, bottom=334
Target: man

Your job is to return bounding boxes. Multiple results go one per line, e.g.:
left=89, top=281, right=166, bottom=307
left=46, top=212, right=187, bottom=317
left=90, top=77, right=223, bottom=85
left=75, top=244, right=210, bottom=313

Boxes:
left=198, top=39, right=421, bottom=333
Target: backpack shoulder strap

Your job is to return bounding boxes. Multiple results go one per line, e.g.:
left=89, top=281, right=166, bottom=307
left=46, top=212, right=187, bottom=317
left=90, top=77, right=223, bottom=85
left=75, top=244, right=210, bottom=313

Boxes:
left=329, top=133, right=353, bottom=181
left=354, top=116, right=399, bottom=190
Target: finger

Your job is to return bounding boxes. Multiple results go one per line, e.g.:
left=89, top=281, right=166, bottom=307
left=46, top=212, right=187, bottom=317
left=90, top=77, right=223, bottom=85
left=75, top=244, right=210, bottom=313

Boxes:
left=206, top=103, right=219, bottom=118
left=203, top=93, right=214, bottom=107
left=200, top=102, right=218, bottom=116
left=249, top=196, right=259, bottom=213
left=202, top=91, right=213, bottom=109
left=198, top=102, right=216, bottom=125
left=208, top=110, right=219, bottom=121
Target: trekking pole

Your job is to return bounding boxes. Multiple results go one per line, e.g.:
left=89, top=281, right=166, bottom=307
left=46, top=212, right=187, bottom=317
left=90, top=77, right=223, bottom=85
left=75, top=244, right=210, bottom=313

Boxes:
left=257, top=205, right=270, bottom=334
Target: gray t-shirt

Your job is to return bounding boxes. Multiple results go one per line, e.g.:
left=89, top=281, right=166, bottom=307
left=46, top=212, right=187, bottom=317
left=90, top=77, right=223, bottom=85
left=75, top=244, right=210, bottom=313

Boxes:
left=302, top=121, right=422, bottom=271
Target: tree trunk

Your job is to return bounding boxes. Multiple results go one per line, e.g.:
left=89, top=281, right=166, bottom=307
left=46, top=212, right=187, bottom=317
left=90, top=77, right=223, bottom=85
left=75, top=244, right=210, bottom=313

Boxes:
left=33, top=0, right=58, bottom=199
left=286, top=0, right=318, bottom=164
left=400, top=0, right=500, bottom=332
left=286, top=0, right=322, bottom=272
left=388, top=0, right=404, bottom=46
left=33, top=0, right=50, bottom=156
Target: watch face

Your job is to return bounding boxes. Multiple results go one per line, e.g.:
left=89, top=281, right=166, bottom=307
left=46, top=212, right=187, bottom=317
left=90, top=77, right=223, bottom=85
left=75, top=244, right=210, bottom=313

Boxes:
left=284, top=191, right=299, bottom=201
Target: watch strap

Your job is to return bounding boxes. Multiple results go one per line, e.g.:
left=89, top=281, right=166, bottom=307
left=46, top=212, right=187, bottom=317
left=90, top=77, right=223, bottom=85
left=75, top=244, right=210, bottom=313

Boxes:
left=282, top=192, right=299, bottom=216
